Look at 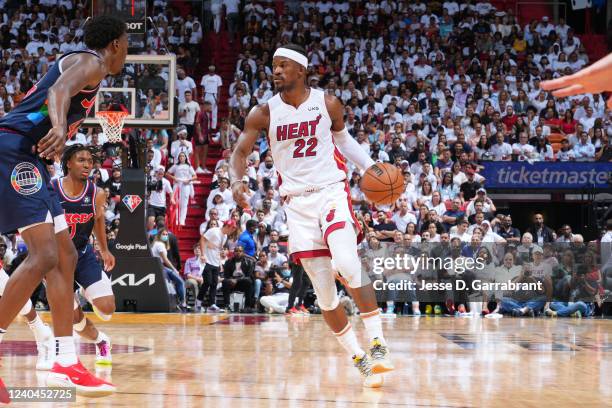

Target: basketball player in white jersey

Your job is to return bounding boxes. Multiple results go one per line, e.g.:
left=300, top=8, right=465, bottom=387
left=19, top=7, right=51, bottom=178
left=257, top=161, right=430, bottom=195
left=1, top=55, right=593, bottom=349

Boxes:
left=230, top=44, right=394, bottom=387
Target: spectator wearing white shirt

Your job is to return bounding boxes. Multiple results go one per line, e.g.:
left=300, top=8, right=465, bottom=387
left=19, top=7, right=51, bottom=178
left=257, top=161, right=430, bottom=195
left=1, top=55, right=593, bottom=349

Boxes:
left=488, top=132, right=512, bottom=161
left=533, top=137, right=555, bottom=161
left=512, top=132, right=536, bottom=160
left=257, top=155, right=279, bottom=190
left=579, top=107, right=596, bottom=132
left=403, top=104, right=423, bottom=129
left=556, top=139, right=576, bottom=161
left=147, top=166, right=175, bottom=225
left=166, top=152, right=197, bottom=226
left=392, top=197, right=418, bottom=233
left=267, top=242, right=287, bottom=267
left=178, top=90, right=200, bottom=139
left=170, top=126, right=194, bottom=164
left=176, top=68, right=197, bottom=103
left=228, top=88, right=251, bottom=110
left=207, top=177, right=235, bottom=210
left=573, top=132, right=596, bottom=161
left=412, top=56, right=433, bottom=80
left=200, top=65, right=222, bottom=127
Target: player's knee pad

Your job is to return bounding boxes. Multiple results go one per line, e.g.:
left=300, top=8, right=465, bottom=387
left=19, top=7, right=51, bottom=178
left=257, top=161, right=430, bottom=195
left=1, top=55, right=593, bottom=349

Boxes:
left=301, top=257, right=339, bottom=311
left=327, top=227, right=366, bottom=289
left=73, top=316, right=86, bottom=332
left=18, top=299, right=32, bottom=316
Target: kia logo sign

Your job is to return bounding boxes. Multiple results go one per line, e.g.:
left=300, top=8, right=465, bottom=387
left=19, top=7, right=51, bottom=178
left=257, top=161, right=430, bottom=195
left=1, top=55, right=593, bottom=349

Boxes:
left=112, top=273, right=156, bottom=287
left=125, top=21, right=145, bottom=33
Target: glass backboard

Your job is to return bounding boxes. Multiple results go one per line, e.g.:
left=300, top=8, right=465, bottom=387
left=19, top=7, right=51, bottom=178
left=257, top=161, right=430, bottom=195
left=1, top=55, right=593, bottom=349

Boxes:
left=82, top=54, right=177, bottom=129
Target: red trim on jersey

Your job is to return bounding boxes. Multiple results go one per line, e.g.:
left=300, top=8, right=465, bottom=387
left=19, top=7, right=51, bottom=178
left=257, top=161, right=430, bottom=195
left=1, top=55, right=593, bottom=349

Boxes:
left=323, top=221, right=346, bottom=245
left=0, top=127, right=20, bottom=135
left=290, top=249, right=331, bottom=265
left=58, top=178, right=90, bottom=202
left=343, top=181, right=364, bottom=243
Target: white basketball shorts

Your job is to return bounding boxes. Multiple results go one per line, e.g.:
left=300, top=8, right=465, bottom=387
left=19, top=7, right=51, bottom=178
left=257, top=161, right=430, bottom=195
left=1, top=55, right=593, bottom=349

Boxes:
left=284, top=181, right=363, bottom=264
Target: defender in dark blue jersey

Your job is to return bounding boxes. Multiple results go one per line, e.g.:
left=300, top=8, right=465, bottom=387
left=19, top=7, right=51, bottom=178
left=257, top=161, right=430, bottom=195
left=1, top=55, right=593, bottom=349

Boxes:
left=52, top=145, right=116, bottom=366
left=0, top=16, right=127, bottom=396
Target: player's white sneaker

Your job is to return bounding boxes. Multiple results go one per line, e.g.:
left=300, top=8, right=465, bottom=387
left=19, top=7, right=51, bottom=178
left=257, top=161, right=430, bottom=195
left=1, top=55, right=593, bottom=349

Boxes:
left=36, top=332, right=55, bottom=371
left=353, top=353, right=384, bottom=388
left=95, top=333, right=112, bottom=366
left=369, top=338, right=395, bottom=374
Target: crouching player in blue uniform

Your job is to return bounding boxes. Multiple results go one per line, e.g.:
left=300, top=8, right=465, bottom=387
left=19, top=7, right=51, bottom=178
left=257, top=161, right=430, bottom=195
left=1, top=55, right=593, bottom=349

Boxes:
left=51, top=144, right=116, bottom=365
left=0, top=15, right=126, bottom=395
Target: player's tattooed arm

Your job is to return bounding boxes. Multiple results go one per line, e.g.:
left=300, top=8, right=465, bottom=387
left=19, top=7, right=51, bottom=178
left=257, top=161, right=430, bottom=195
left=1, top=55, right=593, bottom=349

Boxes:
left=324, top=94, right=375, bottom=172
left=229, top=103, right=270, bottom=208
left=93, top=187, right=116, bottom=271
left=38, top=54, right=107, bottom=160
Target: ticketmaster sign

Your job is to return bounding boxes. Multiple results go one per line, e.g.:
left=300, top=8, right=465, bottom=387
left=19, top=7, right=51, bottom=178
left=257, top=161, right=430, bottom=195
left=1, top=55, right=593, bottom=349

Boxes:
left=480, top=162, right=611, bottom=190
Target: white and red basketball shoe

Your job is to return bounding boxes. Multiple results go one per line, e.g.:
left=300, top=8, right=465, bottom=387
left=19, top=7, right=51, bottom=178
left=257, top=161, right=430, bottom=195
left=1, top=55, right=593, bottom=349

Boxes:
left=47, top=360, right=116, bottom=397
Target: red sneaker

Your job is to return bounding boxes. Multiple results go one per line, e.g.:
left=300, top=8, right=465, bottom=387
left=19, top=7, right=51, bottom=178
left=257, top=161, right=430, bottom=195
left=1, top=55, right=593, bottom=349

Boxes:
left=285, top=307, right=300, bottom=315
left=47, top=361, right=116, bottom=397
left=298, top=305, right=310, bottom=315
left=0, top=377, right=10, bottom=404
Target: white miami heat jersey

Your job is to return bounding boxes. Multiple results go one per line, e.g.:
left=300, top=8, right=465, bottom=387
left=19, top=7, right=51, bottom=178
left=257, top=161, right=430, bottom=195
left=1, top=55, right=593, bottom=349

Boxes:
left=267, top=88, right=347, bottom=196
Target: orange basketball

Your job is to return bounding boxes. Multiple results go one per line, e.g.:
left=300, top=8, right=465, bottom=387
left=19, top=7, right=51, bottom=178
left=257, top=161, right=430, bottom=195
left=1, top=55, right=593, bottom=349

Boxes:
left=359, top=163, right=405, bottom=205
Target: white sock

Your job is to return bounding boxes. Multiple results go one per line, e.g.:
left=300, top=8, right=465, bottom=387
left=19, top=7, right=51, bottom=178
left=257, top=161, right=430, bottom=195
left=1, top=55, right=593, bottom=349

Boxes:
left=55, top=336, right=78, bottom=366
left=361, top=310, right=386, bottom=345
left=334, top=323, right=365, bottom=358
left=27, top=315, right=50, bottom=343
left=0, top=328, right=5, bottom=343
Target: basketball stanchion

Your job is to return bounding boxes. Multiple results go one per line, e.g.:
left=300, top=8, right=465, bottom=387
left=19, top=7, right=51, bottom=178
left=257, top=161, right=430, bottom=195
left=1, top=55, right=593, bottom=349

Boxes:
left=96, top=110, right=174, bottom=312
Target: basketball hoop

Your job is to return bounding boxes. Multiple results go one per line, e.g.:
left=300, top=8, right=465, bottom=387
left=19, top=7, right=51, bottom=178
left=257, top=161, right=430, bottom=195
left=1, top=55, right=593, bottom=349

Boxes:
left=96, top=111, right=128, bottom=143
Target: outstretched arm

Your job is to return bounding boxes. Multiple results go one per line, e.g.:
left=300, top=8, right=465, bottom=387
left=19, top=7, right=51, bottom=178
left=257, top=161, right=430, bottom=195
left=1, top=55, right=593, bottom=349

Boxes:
left=540, top=53, right=612, bottom=108
left=229, top=104, right=269, bottom=208
left=325, top=95, right=375, bottom=172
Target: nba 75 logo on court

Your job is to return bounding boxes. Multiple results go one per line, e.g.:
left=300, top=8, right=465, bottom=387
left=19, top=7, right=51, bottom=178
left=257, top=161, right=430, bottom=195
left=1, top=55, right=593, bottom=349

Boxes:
left=122, top=195, right=142, bottom=213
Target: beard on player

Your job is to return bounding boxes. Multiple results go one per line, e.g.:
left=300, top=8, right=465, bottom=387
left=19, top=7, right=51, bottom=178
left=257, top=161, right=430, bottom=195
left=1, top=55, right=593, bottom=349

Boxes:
left=273, top=59, right=306, bottom=93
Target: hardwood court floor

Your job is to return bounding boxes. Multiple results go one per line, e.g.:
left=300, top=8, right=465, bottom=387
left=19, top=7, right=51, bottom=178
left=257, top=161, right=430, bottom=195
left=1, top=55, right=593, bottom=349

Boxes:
left=1, top=313, right=611, bottom=407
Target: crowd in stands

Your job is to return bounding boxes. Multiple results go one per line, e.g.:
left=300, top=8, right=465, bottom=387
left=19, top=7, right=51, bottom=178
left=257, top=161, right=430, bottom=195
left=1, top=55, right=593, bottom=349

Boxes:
left=0, top=1, right=610, bottom=316
left=190, top=0, right=610, bottom=317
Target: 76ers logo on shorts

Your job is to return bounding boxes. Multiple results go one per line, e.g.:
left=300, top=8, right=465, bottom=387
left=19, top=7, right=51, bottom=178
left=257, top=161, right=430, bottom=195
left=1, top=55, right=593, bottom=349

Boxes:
left=10, top=162, right=43, bottom=196
left=122, top=195, right=143, bottom=213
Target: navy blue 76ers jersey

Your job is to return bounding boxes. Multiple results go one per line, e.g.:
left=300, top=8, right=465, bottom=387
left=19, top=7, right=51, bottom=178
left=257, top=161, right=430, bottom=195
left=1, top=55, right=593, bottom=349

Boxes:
left=0, top=50, right=100, bottom=143
left=51, top=178, right=97, bottom=250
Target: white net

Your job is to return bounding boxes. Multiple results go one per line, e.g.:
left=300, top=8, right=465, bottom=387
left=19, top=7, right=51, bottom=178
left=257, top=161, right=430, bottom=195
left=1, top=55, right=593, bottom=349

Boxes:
left=96, top=111, right=128, bottom=143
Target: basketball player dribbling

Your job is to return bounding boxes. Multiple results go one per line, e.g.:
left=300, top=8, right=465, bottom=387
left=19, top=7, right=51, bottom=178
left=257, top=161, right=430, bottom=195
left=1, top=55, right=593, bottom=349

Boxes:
left=230, top=44, right=394, bottom=387
left=51, top=145, right=116, bottom=366
left=0, top=16, right=127, bottom=395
